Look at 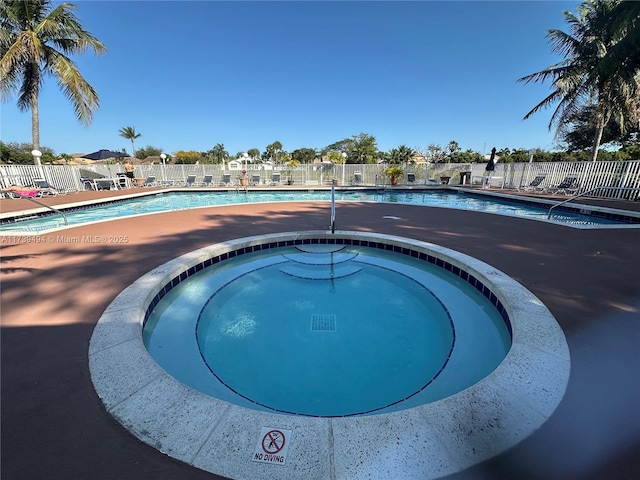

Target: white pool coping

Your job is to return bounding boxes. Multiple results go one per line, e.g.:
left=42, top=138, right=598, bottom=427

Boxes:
left=89, top=231, right=570, bottom=480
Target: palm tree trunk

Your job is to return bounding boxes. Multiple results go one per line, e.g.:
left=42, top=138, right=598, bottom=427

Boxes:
left=590, top=105, right=610, bottom=162
left=31, top=97, right=40, bottom=151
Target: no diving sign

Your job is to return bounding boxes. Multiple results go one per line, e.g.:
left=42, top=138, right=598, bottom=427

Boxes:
left=252, top=427, right=292, bottom=465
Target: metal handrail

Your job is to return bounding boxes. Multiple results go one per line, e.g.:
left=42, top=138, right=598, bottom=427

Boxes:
left=4, top=192, right=68, bottom=225
left=548, top=186, right=640, bottom=219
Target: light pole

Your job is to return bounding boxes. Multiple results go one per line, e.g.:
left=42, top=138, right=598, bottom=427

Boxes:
left=341, top=152, right=346, bottom=186
left=31, top=149, right=42, bottom=166
left=31, top=149, right=44, bottom=178
left=160, top=153, right=167, bottom=184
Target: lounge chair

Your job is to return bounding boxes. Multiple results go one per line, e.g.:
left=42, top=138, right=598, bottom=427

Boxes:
left=184, top=174, right=197, bottom=187
left=201, top=174, right=213, bottom=186
left=251, top=174, right=261, bottom=186
left=548, top=174, right=579, bottom=195
left=143, top=176, right=157, bottom=187
left=32, top=178, right=60, bottom=195
left=80, top=177, right=98, bottom=190
left=522, top=174, right=547, bottom=192
left=271, top=172, right=282, bottom=185
left=95, top=179, right=118, bottom=190
left=351, top=172, right=363, bottom=186
left=220, top=173, right=231, bottom=186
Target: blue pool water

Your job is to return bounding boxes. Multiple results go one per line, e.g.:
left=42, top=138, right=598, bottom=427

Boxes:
left=143, top=243, right=511, bottom=417
left=0, top=189, right=629, bottom=233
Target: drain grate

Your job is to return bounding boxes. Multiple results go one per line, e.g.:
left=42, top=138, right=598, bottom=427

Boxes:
left=311, top=314, right=336, bottom=332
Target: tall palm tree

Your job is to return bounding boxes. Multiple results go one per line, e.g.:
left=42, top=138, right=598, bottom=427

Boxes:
left=119, top=126, right=141, bottom=158
left=519, top=0, right=639, bottom=161
left=210, top=143, right=228, bottom=164
left=0, top=0, right=106, bottom=161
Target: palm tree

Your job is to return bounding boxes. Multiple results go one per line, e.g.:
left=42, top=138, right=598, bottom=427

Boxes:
left=210, top=143, right=228, bottom=164
left=119, top=126, right=141, bottom=158
left=389, top=145, right=414, bottom=165
left=0, top=0, right=107, bottom=161
left=519, top=0, right=639, bottom=161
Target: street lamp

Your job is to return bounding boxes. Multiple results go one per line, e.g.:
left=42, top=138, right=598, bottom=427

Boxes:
left=160, top=153, right=167, bottom=183
left=341, top=152, right=347, bottom=186
left=31, top=149, right=44, bottom=177
left=31, top=149, right=42, bottom=166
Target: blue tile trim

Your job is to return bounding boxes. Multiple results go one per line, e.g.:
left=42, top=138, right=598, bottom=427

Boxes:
left=143, top=238, right=513, bottom=340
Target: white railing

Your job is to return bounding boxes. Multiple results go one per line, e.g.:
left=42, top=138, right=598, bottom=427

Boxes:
left=1, top=160, right=639, bottom=201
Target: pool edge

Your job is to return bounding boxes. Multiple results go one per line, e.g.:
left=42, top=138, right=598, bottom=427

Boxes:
left=88, top=231, right=570, bottom=480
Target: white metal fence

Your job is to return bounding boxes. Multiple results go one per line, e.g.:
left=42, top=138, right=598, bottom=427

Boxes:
left=1, top=160, right=639, bottom=201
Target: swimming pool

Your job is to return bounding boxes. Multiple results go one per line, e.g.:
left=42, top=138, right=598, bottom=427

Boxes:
left=143, top=242, right=511, bottom=417
left=2, top=189, right=638, bottom=233
left=90, top=231, right=570, bottom=479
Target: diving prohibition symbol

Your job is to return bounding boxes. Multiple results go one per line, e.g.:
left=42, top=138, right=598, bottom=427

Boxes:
left=262, top=429, right=285, bottom=454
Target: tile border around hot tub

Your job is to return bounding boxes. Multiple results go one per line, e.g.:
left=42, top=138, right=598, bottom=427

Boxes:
left=88, top=231, right=570, bottom=480
left=143, top=235, right=512, bottom=340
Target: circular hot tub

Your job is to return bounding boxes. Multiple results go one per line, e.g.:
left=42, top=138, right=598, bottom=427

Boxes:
left=89, top=231, right=570, bottom=480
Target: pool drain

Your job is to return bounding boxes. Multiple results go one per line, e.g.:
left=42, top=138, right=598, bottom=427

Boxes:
left=311, top=314, right=336, bottom=332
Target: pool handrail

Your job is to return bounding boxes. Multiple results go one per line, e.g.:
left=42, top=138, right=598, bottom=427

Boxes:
left=4, top=192, right=68, bottom=225
left=548, top=185, right=640, bottom=219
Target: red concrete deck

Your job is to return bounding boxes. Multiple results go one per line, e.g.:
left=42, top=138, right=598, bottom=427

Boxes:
left=1, top=190, right=639, bottom=480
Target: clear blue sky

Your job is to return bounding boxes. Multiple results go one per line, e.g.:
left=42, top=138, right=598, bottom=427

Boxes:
left=1, top=0, right=580, bottom=157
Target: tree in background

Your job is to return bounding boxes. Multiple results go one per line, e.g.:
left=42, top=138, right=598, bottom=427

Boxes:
left=134, top=145, right=162, bottom=160
left=208, top=143, right=228, bottom=164
left=0, top=0, right=107, bottom=159
left=345, top=133, right=377, bottom=164
left=264, top=141, right=283, bottom=163
left=119, top=126, right=141, bottom=157
left=173, top=150, right=204, bottom=164
left=426, top=144, right=446, bottom=163
left=291, top=148, right=317, bottom=164
left=247, top=148, right=260, bottom=161
left=388, top=145, right=415, bottom=165
left=0, top=141, right=55, bottom=164
left=558, top=104, right=638, bottom=151
left=519, top=0, right=639, bottom=161
left=446, top=140, right=461, bottom=162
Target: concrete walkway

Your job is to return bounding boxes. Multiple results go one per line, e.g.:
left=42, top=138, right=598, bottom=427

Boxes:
left=1, top=191, right=639, bottom=479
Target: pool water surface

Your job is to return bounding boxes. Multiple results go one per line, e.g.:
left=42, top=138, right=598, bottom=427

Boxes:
left=143, top=243, right=511, bottom=417
left=1, top=189, right=635, bottom=233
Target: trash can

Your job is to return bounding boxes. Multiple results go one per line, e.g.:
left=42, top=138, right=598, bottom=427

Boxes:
left=459, top=171, right=471, bottom=185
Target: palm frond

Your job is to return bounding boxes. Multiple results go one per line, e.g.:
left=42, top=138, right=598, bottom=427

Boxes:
left=46, top=47, right=99, bottom=126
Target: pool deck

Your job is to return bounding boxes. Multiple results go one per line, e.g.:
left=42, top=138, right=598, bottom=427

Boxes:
left=1, top=187, right=639, bottom=480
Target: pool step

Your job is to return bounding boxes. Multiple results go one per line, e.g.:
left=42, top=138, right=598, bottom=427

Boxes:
left=279, top=263, right=362, bottom=280
left=282, top=252, right=358, bottom=265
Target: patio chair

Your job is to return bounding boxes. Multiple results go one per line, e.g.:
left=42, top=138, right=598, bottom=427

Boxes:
left=80, top=177, right=98, bottom=190
left=32, top=178, right=61, bottom=195
left=201, top=174, right=213, bottom=186
left=271, top=172, right=282, bottom=185
left=95, top=179, right=116, bottom=190
left=407, top=172, right=416, bottom=183
left=184, top=174, right=197, bottom=187
left=143, top=176, right=157, bottom=187
left=351, top=172, right=363, bottom=186
left=522, top=174, right=547, bottom=192
left=251, top=174, right=261, bottom=186
left=220, top=173, right=231, bottom=186
left=547, top=174, right=579, bottom=195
